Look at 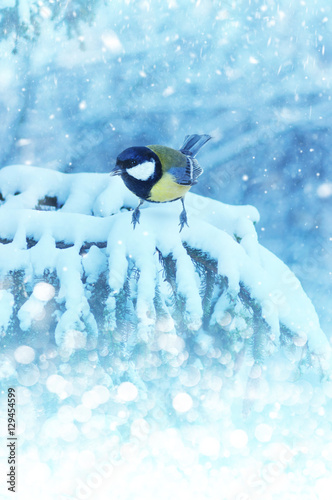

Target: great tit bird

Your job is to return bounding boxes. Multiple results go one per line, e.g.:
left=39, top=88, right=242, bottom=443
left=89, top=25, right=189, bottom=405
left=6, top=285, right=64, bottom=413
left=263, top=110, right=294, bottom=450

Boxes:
left=110, top=134, right=211, bottom=231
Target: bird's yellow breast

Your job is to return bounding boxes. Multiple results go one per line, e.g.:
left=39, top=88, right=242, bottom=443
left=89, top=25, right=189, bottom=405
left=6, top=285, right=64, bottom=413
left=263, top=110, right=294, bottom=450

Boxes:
left=147, top=144, right=190, bottom=202
left=148, top=172, right=191, bottom=202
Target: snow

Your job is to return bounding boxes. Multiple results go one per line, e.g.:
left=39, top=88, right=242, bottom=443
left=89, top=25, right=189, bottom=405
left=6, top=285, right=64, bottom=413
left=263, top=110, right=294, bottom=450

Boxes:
left=0, top=289, right=14, bottom=334
left=18, top=294, right=46, bottom=330
left=0, top=1, right=332, bottom=498
left=0, top=165, right=328, bottom=365
left=14, top=345, right=35, bottom=364
left=229, top=429, right=249, bottom=449
left=18, top=0, right=30, bottom=25
left=172, top=392, right=193, bottom=413
left=0, top=159, right=322, bottom=494
left=117, top=382, right=138, bottom=402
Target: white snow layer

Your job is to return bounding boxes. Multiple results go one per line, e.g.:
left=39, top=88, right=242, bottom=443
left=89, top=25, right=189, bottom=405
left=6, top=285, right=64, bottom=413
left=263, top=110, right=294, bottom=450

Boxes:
left=0, top=165, right=330, bottom=366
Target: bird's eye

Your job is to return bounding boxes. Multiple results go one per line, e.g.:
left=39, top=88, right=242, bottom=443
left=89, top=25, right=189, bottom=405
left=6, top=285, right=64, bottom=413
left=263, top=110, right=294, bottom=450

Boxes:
left=130, top=160, right=138, bottom=167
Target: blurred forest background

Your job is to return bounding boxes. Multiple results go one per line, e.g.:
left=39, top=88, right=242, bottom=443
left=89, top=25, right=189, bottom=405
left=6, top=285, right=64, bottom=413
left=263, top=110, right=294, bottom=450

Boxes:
left=0, top=0, right=331, bottom=333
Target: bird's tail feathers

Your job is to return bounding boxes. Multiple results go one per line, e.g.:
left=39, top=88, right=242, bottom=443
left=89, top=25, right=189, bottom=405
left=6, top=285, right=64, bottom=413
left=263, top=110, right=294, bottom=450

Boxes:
left=179, top=134, right=212, bottom=157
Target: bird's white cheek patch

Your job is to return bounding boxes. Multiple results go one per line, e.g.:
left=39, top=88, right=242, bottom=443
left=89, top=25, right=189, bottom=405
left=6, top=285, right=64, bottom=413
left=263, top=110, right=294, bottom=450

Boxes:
left=127, top=161, right=155, bottom=181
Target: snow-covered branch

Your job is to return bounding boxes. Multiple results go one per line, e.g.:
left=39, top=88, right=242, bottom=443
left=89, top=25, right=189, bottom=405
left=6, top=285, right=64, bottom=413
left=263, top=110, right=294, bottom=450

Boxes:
left=0, top=165, right=329, bottom=375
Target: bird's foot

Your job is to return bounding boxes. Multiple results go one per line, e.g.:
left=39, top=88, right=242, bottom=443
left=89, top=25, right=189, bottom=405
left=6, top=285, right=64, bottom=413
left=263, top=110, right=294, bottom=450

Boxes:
left=179, top=209, right=189, bottom=232
left=131, top=208, right=141, bottom=229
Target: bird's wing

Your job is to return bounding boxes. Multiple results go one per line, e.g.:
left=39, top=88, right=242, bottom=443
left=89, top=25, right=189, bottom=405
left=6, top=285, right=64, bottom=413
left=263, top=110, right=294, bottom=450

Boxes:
left=147, top=144, right=203, bottom=186
left=168, top=157, right=203, bottom=186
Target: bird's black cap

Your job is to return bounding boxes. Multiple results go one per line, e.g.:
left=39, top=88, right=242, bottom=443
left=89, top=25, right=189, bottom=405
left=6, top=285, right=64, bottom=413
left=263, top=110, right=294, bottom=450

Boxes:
left=117, top=146, right=155, bottom=165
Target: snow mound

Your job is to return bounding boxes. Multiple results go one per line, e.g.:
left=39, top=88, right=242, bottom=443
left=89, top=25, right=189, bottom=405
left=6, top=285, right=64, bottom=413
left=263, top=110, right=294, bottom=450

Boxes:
left=0, top=165, right=329, bottom=370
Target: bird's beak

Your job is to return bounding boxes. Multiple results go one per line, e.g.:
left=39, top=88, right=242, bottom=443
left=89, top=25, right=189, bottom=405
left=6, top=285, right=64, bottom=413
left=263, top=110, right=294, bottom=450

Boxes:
left=110, top=165, right=122, bottom=177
